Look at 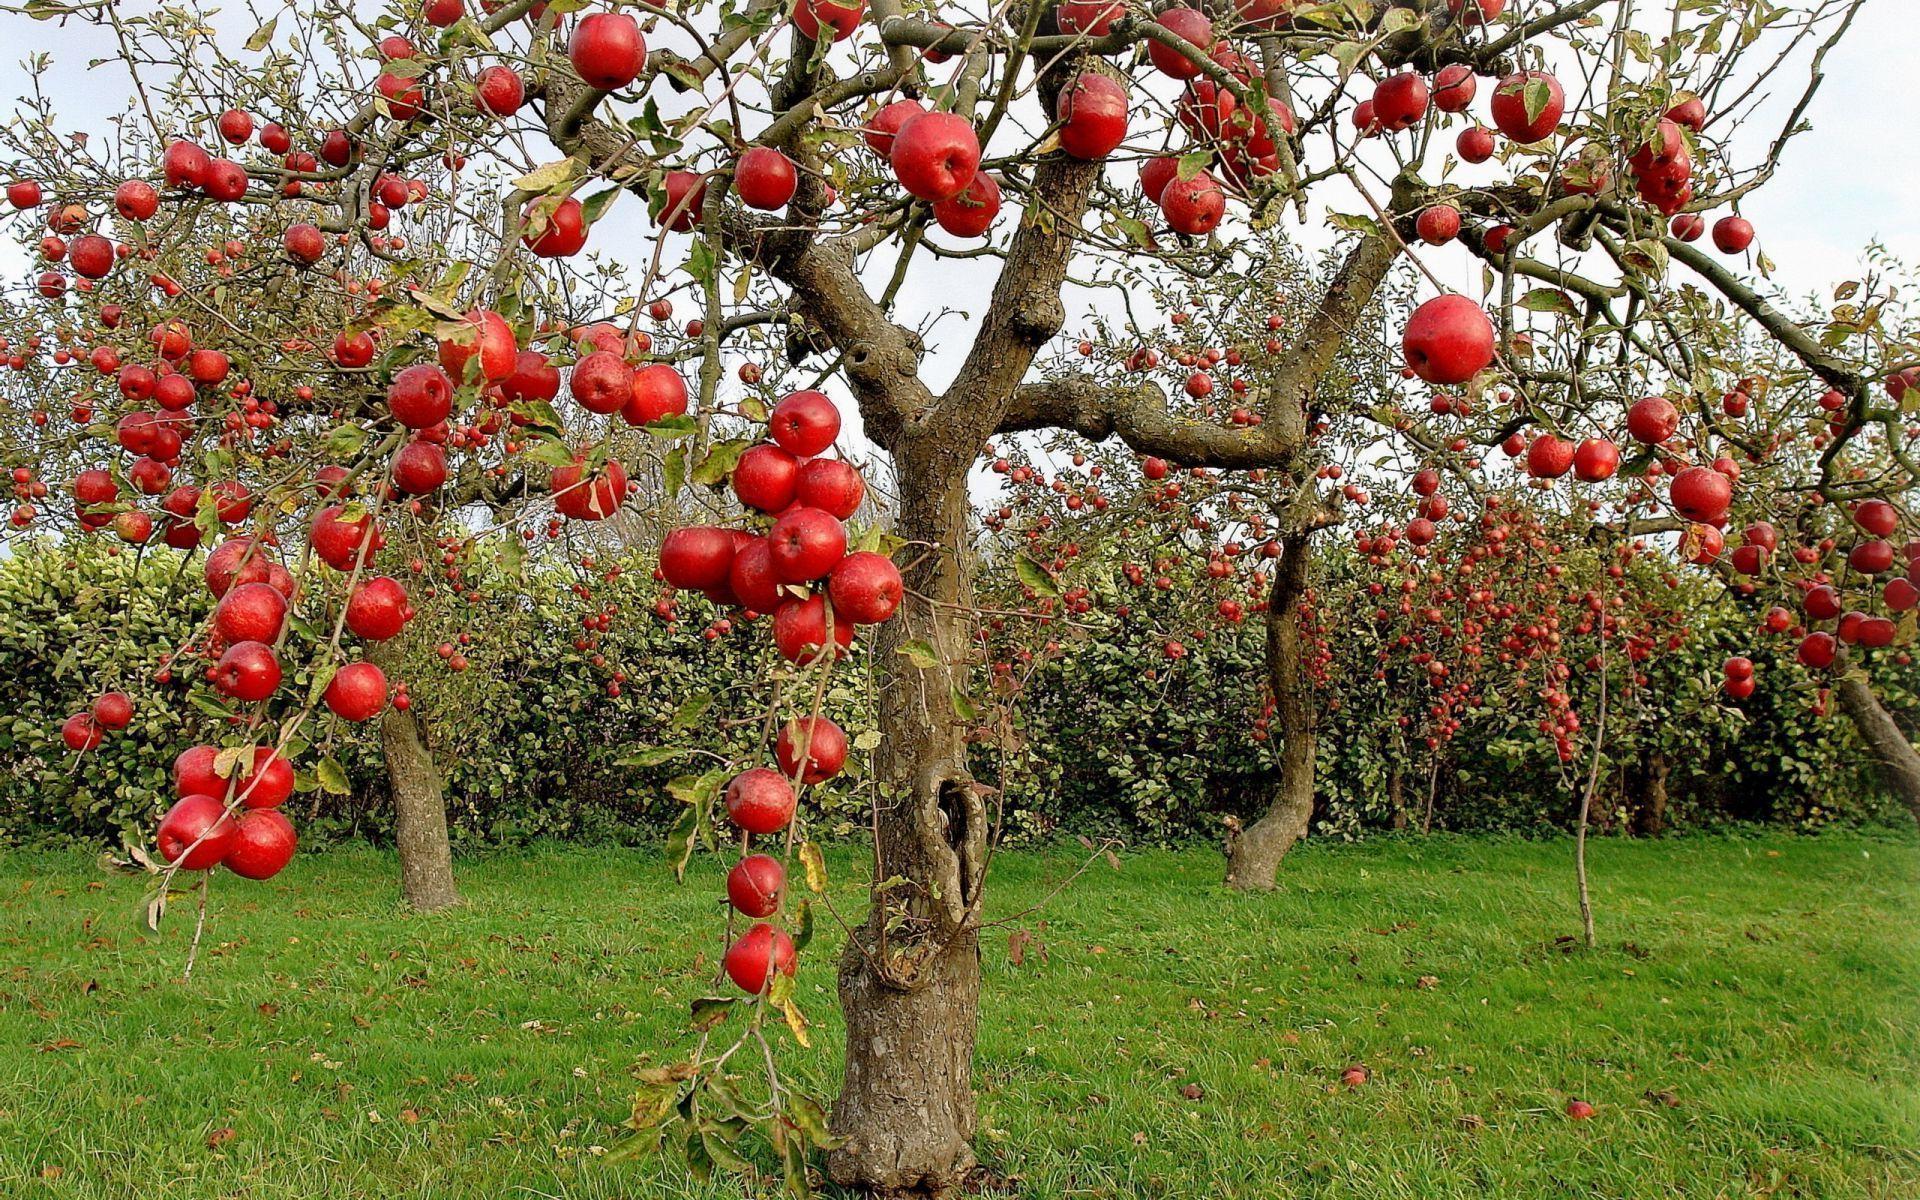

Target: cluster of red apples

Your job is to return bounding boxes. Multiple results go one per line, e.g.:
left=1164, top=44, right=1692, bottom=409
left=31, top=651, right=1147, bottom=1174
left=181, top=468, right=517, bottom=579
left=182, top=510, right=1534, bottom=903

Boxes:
left=654, top=389, right=902, bottom=994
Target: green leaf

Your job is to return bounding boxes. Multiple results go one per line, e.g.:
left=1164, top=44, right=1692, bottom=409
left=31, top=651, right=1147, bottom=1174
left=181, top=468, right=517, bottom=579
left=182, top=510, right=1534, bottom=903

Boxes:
left=618, top=746, right=686, bottom=767
left=307, top=661, right=338, bottom=710
left=1015, top=554, right=1059, bottom=598
left=663, top=805, right=699, bottom=882
left=692, top=439, right=750, bottom=487
left=1112, top=213, right=1153, bottom=248
left=662, top=445, right=687, bottom=497
left=1518, top=289, right=1578, bottom=316
left=949, top=686, right=980, bottom=722
left=244, top=15, right=278, bottom=50
left=791, top=898, right=815, bottom=952
left=689, top=995, right=736, bottom=1031
left=786, top=1091, right=842, bottom=1149
left=672, top=692, right=713, bottom=729
left=512, top=157, right=585, bottom=194
left=1621, top=237, right=1670, bottom=277
left=685, top=238, right=717, bottom=289
left=645, top=414, right=700, bottom=439
left=1522, top=76, right=1555, bottom=125
left=321, top=424, right=367, bottom=458
left=1379, top=6, right=1421, bottom=32
left=522, top=435, right=578, bottom=468
left=579, top=186, right=619, bottom=226
left=316, top=756, right=351, bottom=796
left=896, top=640, right=941, bottom=669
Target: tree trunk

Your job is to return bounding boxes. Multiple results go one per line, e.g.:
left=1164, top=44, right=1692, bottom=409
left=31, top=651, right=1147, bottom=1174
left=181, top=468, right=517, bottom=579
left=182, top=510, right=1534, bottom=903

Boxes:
left=1388, top=762, right=1407, bottom=830
left=1629, top=746, right=1668, bottom=837
left=372, top=643, right=459, bottom=911
left=1225, top=531, right=1316, bottom=891
left=828, top=450, right=988, bottom=1195
left=1835, top=666, right=1920, bottom=826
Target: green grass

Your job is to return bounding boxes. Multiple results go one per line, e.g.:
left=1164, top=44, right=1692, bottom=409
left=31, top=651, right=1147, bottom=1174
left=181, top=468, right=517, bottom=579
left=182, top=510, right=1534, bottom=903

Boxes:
left=1, top=832, right=1916, bottom=1198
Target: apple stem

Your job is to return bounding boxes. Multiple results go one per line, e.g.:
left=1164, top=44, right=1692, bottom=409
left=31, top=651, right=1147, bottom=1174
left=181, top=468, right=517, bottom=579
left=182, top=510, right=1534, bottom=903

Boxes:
left=181, top=873, right=211, bottom=983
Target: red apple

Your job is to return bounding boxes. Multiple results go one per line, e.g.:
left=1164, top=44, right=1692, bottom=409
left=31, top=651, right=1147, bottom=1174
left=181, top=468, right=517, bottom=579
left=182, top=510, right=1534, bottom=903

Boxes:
left=890, top=112, right=981, bottom=203
left=727, top=854, right=785, bottom=917
left=157, top=795, right=238, bottom=870
left=776, top=715, right=848, bottom=784
left=1056, top=73, right=1128, bottom=160
left=735, top=147, right=798, bottom=210
left=827, top=551, right=902, bottom=624
left=724, top=922, right=797, bottom=993
left=768, top=507, right=847, bottom=583
left=725, top=767, right=796, bottom=834
left=795, top=458, right=865, bottom=519
left=225, top=809, right=298, bottom=879
left=660, top=526, right=740, bottom=592
left=569, top=12, right=646, bottom=91
left=733, top=444, right=801, bottom=512
left=1490, top=71, right=1563, bottom=143
left=1402, top=295, right=1494, bottom=384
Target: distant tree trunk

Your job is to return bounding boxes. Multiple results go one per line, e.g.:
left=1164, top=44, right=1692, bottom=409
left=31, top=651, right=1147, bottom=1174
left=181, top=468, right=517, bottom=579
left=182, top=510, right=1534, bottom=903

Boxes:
left=1226, top=530, right=1316, bottom=891
left=1629, top=746, right=1669, bottom=837
left=1421, top=755, right=1439, bottom=835
left=1835, top=667, right=1920, bottom=827
left=371, top=641, right=459, bottom=911
left=1388, top=763, right=1407, bottom=831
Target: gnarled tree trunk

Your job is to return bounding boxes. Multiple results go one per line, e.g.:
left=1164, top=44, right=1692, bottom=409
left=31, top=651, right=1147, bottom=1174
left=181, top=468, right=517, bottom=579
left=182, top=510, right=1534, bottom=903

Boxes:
left=828, top=450, right=988, bottom=1194
left=1835, top=666, right=1920, bottom=827
left=1226, top=530, right=1316, bottom=891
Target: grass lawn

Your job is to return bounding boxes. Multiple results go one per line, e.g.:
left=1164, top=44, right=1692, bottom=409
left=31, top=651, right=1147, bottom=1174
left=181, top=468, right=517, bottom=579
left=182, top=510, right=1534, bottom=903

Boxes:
left=0, top=831, right=1915, bottom=1198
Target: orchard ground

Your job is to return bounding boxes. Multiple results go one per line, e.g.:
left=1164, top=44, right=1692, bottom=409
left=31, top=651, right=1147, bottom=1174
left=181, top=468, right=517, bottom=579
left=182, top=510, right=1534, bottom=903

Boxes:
left=2, top=833, right=1916, bottom=1199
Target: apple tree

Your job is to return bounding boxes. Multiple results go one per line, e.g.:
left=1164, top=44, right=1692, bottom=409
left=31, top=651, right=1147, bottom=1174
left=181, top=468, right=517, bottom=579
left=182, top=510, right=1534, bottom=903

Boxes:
left=0, top=0, right=1899, bottom=1191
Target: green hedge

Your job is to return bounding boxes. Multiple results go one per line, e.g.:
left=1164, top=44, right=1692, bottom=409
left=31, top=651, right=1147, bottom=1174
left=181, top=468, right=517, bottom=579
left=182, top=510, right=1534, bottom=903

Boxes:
left=0, top=538, right=1905, bottom=850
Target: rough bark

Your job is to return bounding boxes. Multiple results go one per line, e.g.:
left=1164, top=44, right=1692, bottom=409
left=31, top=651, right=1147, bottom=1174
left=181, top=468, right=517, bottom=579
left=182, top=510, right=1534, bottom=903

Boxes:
left=1835, top=667, right=1920, bottom=827
left=1388, top=764, right=1408, bottom=831
left=1225, top=532, right=1316, bottom=891
left=369, top=640, right=459, bottom=912
left=828, top=453, right=988, bottom=1195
